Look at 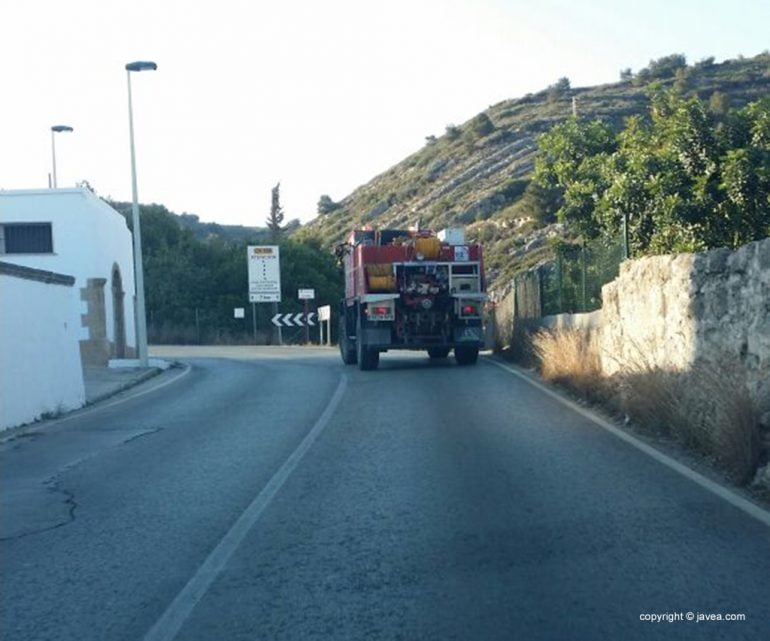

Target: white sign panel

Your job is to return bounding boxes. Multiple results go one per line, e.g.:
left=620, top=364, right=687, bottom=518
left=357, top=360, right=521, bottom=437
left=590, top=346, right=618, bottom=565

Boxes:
left=248, top=245, right=281, bottom=303
left=234, top=307, right=245, bottom=319
left=298, top=288, right=315, bottom=300
left=318, top=305, right=331, bottom=321
left=454, top=245, right=469, bottom=262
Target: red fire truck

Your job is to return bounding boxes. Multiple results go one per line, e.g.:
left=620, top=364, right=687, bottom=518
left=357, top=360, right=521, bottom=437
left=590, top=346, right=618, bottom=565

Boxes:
left=337, top=228, right=486, bottom=370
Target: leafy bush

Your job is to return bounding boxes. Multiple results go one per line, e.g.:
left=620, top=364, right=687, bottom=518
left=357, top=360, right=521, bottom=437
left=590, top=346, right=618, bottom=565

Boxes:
left=634, top=53, right=687, bottom=85
left=533, top=91, right=770, bottom=254
left=547, top=77, right=571, bottom=102
left=445, top=124, right=461, bottom=140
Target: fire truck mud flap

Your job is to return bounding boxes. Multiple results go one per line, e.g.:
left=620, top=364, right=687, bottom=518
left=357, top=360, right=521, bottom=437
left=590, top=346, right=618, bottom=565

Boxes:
left=361, top=327, right=392, bottom=347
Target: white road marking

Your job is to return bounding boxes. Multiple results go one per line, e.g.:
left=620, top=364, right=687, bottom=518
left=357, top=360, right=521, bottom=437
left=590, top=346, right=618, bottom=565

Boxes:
left=484, top=357, right=770, bottom=529
left=142, top=373, right=348, bottom=641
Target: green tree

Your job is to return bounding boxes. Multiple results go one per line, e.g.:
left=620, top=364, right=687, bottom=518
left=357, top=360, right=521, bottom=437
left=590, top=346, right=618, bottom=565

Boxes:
left=317, top=194, right=340, bottom=215
left=533, top=91, right=770, bottom=255
left=471, top=113, right=495, bottom=137
left=445, top=124, right=461, bottom=140
left=547, top=77, right=571, bottom=102
left=709, top=91, right=729, bottom=115
left=266, top=182, right=284, bottom=242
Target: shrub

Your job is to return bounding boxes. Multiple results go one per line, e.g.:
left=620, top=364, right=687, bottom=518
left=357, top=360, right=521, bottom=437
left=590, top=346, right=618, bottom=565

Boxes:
left=530, top=329, right=761, bottom=484
left=531, top=329, right=604, bottom=401
left=609, top=343, right=761, bottom=483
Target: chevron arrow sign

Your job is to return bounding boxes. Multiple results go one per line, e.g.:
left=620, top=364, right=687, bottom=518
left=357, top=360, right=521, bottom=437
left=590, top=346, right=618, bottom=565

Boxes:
left=271, top=312, right=317, bottom=327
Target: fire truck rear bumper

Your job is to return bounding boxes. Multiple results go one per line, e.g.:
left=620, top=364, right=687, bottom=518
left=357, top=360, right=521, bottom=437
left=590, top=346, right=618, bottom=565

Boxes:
left=361, top=325, right=485, bottom=350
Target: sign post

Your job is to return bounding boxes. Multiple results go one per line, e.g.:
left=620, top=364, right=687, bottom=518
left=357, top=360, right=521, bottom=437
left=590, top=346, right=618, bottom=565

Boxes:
left=298, top=288, right=315, bottom=344
left=318, top=305, right=331, bottom=346
left=248, top=246, right=282, bottom=345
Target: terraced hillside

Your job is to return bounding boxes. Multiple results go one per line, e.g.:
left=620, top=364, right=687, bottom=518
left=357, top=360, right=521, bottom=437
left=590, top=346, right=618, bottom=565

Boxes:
left=307, top=53, right=770, bottom=290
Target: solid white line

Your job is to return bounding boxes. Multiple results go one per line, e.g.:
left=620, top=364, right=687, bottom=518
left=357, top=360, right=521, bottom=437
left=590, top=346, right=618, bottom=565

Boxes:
left=484, top=357, right=770, bottom=529
left=142, top=373, right=348, bottom=641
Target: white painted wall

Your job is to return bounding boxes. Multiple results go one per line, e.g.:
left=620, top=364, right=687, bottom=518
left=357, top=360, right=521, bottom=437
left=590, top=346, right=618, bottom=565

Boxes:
left=0, top=272, right=85, bottom=430
left=0, top=188, right=136, bottom=351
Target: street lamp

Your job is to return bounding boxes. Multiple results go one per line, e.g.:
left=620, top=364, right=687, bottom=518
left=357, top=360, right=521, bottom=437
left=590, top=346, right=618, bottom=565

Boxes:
left=50, top=125, right=73, bottom=188
left=126, top=60, right=157, bottom=368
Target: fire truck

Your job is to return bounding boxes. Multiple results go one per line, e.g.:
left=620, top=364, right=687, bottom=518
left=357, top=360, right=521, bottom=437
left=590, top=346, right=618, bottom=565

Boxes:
left=337, top=227, right=486, bottom=370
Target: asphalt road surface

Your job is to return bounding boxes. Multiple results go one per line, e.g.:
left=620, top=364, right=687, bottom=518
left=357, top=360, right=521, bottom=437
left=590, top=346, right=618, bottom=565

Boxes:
left=2, top=346, right=769, bottom=641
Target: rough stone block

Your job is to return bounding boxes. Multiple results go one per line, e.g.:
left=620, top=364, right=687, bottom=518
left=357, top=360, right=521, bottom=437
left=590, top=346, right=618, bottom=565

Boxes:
left=757, top=238, right=770, bottom=270
left=705, top=247, right=731, bottom=273
left=728, top=242, right=756, bottom=274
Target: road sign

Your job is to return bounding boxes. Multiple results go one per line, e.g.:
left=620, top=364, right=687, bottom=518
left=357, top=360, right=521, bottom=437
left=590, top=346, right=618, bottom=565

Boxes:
left=233, top=307, right=245, bottom=319
left=318, top=305, right=331, bottom=321
left=271, top=313, right=316, bottom=327
left=247, top=245, right=281, bottom=303
left=298, top=288, right=315, bottom=300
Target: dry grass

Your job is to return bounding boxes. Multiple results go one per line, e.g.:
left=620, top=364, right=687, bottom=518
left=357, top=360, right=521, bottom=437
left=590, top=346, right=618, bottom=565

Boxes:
left=617, top=360, right=760, bottom=484
left=531, top=329, right=605, bottom=402
left=530, top=329, right=762, bottom=484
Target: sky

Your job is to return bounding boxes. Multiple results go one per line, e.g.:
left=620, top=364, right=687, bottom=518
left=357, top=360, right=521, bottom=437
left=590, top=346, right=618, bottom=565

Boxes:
left=2, top=0, right=768, bottom=227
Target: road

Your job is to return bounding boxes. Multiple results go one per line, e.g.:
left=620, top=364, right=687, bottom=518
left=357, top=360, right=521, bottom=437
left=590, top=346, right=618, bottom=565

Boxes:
left=2, top=346, right=769, bottom=641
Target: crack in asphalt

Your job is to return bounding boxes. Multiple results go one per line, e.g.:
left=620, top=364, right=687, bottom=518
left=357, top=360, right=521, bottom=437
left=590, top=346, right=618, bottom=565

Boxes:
left=120, top=427, right=163, bottom=444
left=1, top=427, right=162, bottom=542
left=0, top=480, right=77, bottom=542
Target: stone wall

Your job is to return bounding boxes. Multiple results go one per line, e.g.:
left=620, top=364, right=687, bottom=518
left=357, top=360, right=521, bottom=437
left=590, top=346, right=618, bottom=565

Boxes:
left=80, top=277, right=110, bottom=366
left=599, top=238, right=770, bottom=416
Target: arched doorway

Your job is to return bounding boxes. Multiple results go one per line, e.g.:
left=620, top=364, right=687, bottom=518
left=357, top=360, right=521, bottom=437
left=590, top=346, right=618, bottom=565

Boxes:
left=111, top=264, right=127, bottom=358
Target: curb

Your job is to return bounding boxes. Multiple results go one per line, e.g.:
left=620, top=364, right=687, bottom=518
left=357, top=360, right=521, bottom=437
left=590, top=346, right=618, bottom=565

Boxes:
left=84, top=367, right=162, bottom=406
left=0, top=362, right=187, bottom=443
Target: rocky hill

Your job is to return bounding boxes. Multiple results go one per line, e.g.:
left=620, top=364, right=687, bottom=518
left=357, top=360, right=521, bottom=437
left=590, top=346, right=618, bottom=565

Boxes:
left=307, top=53, right=770, bottom=290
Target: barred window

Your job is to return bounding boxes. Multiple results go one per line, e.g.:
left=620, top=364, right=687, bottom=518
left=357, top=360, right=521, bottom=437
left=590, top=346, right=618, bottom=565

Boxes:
left=0, top=223, right=54, bottom=254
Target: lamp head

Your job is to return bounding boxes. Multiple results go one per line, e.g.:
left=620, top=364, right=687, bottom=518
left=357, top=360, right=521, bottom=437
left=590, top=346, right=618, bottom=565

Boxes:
left=126, top=61, right=158, bottom=72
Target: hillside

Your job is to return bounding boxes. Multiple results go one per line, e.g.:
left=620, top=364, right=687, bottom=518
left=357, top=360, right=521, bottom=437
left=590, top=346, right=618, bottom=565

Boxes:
left=308, top=53, right=770, bottom=290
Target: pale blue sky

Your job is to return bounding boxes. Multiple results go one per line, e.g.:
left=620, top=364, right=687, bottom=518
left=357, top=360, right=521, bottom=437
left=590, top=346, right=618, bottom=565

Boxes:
left=1, top=0, right=768, bottom=226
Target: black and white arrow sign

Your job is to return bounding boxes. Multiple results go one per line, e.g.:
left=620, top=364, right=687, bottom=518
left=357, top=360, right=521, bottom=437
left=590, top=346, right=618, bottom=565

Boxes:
left=271, top=312, right=317, bottom=327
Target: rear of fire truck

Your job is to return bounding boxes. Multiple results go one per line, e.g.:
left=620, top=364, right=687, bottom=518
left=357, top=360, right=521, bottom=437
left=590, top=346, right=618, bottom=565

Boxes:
left=338, top=228, right=486, bottom=370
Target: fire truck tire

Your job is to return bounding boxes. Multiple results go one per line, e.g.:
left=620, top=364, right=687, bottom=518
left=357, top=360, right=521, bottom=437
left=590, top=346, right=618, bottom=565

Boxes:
left=454, top=345, right=479, bottom=366
left=339, top=316, right=357, bottom=365
left=356, top=313, right=379, bottom=370
left=359, top=347, right=379, bottom=371
left=427, top=348, right=451, bottom=359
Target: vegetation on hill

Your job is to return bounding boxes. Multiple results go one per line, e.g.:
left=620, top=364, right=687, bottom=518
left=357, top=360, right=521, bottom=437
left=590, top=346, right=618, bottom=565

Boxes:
left=307, top=52, right=770, bottom=289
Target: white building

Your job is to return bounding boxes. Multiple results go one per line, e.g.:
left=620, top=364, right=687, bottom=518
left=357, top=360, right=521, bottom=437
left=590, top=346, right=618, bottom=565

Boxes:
left=0, top=187, right=137, bottom=365
left=1, top=261, right=86, bottom=429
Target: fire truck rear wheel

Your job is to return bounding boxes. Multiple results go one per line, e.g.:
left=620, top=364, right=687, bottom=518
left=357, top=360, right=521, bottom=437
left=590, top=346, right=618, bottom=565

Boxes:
left=339, top=316, right=357, bottom=365
left=454, top=345, right=479, bottom=366
left=358, top=347, right=379, bottom=371
left=356, top=313, right=379, bottom=370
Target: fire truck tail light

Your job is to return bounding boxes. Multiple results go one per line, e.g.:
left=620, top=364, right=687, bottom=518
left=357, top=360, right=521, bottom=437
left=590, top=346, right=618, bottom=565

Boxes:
left=462, top=304, right=477, bottom=315
left=366, top=300, right=395, bottom=320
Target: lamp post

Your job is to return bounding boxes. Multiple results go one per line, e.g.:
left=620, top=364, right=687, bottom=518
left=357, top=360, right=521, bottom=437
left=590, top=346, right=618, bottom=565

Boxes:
left=126, top=60, right=157, bottom=367
left=50, top=125, right=73, bottom=188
